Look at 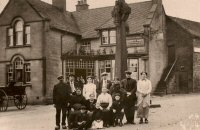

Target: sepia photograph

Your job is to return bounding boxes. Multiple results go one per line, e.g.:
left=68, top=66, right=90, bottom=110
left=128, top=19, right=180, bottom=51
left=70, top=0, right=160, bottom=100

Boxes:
left=0, top=0, right=200, bottom=130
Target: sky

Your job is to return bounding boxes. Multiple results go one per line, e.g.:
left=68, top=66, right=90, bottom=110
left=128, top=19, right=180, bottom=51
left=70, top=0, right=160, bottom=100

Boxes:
left=0, top=0, right=200, bottom=22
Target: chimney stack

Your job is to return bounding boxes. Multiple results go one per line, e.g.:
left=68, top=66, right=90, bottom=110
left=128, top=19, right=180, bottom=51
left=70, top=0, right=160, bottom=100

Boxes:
left=76, top=0, right=89, bottom=11
left=52, top=0, right=66, bottom=12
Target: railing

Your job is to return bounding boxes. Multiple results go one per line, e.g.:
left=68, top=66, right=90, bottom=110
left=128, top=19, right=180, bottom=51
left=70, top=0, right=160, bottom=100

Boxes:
left=164, top=57, right=178, bottom=82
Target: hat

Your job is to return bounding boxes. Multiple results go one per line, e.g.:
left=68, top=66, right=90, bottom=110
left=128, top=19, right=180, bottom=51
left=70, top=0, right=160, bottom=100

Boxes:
left=125, top=70, right=132, bottom=75
left=57, top=75, right=64, bottom=80
left=76, top=87, right=82, bottom=91
left=87, top=75, right=93, bottom=79
left=114, top=93, right=121, bottom=97
left=80, top=106, right=86, bottom=110
left=101, top=72, right=108, bottom=77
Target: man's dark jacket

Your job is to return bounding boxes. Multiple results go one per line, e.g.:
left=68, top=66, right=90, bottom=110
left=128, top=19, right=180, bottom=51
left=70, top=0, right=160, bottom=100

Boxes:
left=53, top=82, right=71, bottom=107
left=121, top=78, right=137, bottom=106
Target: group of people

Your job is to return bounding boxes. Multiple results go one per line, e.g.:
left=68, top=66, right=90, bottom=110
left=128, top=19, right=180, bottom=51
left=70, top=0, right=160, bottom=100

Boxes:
left=53, top=71, right=152, bottom=130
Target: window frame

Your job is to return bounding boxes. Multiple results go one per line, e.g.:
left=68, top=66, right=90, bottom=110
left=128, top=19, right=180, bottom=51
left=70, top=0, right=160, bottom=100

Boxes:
left=101, top=29, right=116, bottom=45
left=6, top=56, right=31, bottom=84
left=80, top=41, right=91, bottom=55
left=6, top=18, right=31, bottom=48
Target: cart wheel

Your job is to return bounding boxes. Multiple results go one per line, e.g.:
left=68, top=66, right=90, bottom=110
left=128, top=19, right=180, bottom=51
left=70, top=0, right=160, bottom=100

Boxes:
left=14, top=94, right=28, bottom=110
left=0, top=90, right=8, bottom=112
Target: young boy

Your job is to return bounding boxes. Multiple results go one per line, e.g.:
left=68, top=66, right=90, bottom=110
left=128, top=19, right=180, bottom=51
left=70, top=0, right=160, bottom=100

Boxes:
left=75, top=106, right=89, bottom=130
left=84, top=94, right=97, bottom=129
left=111, top=93, right=124, bottom=127
left=91, top=103, right=103, bottom=129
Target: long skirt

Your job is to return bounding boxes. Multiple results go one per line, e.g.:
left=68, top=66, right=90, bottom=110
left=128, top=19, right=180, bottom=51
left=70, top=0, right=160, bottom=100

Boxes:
left=137, top=93, right=150, bottom=119
left=137, top=105, right=149, bottom=119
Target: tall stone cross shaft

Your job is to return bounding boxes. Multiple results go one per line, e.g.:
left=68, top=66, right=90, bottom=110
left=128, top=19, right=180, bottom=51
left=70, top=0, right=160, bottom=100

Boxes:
left=112, top=0, right=131, bottom=80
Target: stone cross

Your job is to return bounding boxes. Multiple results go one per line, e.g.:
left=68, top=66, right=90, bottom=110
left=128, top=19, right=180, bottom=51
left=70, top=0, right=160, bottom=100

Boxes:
left=112, top=0, right=131, bottom=80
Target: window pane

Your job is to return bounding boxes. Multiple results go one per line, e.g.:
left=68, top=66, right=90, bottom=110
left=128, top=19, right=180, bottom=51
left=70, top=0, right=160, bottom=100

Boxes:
left=7, top=65, right=13, bottom=83
left=110, top=30, right=116, bottom=44
left=16, top=32, right=23, bottom=45
left=81, top=41, right=91, bottom=54
left=8, top=28, right=13, bottom=36
left=25, top=63, right=31, bottom=83
left=129, top=59, right=138, bottom=80
left=102, top=31, right=108, bottom=44
left=15, top=21, right=24, bottom=45
left=25, top=26, right=31, bottom=45
left=15, top=21, right=23, bottom=31
left=8, top=28, right=14, bottom=47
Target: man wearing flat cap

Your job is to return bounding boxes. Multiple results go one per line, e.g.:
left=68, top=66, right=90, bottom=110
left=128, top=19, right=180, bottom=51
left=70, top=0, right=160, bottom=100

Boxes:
left=97, top=72, right=112, bottom=94
left=121, top=70, right=137, bottom=125
left=53, top=75, right=71, bottom=130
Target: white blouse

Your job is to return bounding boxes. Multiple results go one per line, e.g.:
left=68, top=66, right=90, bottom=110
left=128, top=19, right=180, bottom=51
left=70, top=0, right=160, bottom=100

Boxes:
left=137, top=79, right=152, bottom=94
left=83, top=83, right=97, bottom=100
left=96, top=93, right=112, bottom=108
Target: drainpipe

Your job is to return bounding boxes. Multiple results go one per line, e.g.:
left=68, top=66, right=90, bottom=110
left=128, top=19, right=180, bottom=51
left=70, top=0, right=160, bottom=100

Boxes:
left=61, top=35, right=64, bottom=76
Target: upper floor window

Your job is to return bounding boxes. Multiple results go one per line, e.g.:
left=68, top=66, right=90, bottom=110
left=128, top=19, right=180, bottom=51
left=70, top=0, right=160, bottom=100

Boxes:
left=80, top=41, right=91, bottom=55
left=7, top=18, right=31, bottom=47
left=101, top=30, right=116, bottom=45
left=15, top=20, right=24, bottom=46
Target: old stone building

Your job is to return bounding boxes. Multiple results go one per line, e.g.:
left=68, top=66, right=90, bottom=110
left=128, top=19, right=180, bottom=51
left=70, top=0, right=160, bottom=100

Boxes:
left=0, top=0, right=199, bottom=103
left=156, top=16, right=200, bottom=94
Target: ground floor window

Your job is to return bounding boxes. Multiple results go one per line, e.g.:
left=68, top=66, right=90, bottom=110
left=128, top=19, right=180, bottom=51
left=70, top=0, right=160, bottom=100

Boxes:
left=65, top=60, right=95, bottom=81
left=6, top=56, right=31, bottom=84
left=65, top=59, right=141, bottom=81
left=128, top=59, right=139, bottom=80
left=99, top=60, right=113, bottom=80
left=99, top=59, right=139, bottom=80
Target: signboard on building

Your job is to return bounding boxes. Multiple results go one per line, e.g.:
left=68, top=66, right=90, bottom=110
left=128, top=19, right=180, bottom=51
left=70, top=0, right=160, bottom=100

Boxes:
left=126, top=37, right=144, bottom=47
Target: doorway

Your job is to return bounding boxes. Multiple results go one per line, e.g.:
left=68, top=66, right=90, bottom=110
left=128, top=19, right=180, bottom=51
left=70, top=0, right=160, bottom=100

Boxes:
left=75, top=69, right=87, bottom=81
left=178, top=72, right=189, bottom=93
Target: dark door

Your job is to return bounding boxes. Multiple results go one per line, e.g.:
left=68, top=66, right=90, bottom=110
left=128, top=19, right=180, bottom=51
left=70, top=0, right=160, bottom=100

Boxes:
left=178, top=72, right=189, bottom=93
left=75, top=69, right=86, bottom=81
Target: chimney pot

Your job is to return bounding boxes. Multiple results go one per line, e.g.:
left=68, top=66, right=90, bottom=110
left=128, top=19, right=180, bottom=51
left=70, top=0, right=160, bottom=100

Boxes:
left=76, top=0, right=89, bottom=11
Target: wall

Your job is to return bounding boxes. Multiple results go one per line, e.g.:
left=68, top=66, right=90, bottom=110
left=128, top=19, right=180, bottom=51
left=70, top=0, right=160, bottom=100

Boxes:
left=193, top=38, right=200, bottom=91
left=148, top=4, right=168, bottom=91
left=44, top=29, right=77, bottom=99
left=0, top=21, right=45, bottom=103
left=166, top=17, right=193, bottom=93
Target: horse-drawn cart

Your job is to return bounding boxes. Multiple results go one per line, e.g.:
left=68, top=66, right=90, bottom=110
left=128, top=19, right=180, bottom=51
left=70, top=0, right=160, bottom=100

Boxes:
left=0, top=84, right=28, bottom=112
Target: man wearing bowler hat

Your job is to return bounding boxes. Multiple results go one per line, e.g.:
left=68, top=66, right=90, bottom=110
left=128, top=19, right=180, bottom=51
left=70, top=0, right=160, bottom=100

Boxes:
left=53, top=75, right=71, bottom=130
left=121, top=70, right=137, bottom=124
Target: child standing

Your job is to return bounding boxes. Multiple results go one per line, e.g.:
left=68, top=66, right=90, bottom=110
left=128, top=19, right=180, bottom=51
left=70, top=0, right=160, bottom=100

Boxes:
left=111, top=93, right=124, bottom=127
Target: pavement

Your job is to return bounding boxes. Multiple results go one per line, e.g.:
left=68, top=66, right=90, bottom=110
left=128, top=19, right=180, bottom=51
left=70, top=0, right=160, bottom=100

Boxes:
left=1, top=94, right=200, bottom=130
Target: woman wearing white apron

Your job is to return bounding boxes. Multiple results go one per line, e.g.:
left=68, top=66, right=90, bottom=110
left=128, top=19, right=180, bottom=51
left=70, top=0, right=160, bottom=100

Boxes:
left=137, top=72, right=152, bottom=124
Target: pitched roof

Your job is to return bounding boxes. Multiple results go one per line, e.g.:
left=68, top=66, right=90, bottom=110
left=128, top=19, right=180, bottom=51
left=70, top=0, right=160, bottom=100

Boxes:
left=169, top=16, right=200, bottom=37
left=72, top=1, right=153, bottom=39
left=26, top=0, right=80, bottom=35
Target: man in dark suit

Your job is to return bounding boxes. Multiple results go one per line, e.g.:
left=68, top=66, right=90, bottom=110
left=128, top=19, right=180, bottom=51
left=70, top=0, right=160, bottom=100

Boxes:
left=121, top=70, right=137, bottom=124
left=97, top=72, right=112, bottom=94
left=53, top=75, right=71, bottom=130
